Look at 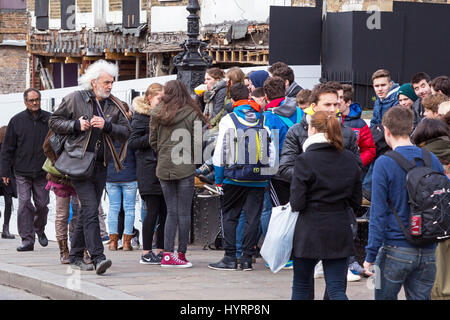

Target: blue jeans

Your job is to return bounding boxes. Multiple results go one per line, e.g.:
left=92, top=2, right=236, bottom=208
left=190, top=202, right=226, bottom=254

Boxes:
left=106, top=181, right=138, bottom=235
left=292, top=257, right=348, bottom=300
left=374, top=245, right=436, bottom=300
left=235, top=189, right=272, bottom=258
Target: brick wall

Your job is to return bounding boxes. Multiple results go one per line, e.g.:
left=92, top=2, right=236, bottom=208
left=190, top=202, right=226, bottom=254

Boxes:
left=0, top=11, right=28, bottom=40
left=77, top=0, right=92, bottom=13
left=49, top=0, right=60, bottom=19
left=0, top=47, right=27, bottom=94
left=151, top=0, right=188, bottom=7
left=110, top=0, right=121, bottom=11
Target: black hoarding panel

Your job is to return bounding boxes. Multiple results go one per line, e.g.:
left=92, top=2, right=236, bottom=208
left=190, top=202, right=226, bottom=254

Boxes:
left=269, top=6, right=321, bottom=65
left=61, top=0, right=76, bottom=30
left=393, top=2, right=450, bottom=83
left=322, top=12, right=354, bottom=75
left=122, top=0, right=140, bottom=29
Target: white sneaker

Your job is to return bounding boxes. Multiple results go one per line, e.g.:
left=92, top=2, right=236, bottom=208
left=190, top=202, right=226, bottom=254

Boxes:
left=347, top=269, right=361, bottom=282
left=314, top=260, right=324, bottom=279
left=117, top=239, right=123, bottom=250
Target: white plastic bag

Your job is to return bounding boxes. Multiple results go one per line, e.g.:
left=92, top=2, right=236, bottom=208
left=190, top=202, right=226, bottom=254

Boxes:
left=260, top=203, right=299, bottom=273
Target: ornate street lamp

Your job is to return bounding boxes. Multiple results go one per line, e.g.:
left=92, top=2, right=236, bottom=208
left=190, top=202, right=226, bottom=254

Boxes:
left=173, top=0, right=212, bottom=93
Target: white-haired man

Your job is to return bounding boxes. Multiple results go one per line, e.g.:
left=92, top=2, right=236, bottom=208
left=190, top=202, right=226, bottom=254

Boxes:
left=49, top=60, right=130, bottom=275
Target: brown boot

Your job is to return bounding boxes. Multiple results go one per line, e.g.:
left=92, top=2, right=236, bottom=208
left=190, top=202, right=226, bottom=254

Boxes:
left=57, top=239, right=70, bottom=264
left=123, top=234, right=133, bottom=251
left=109, top=234, right=118, bottom=251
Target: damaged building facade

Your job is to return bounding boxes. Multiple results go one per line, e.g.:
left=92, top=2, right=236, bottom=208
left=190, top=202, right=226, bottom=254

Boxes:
left=20, top=0, right=450, bottom=91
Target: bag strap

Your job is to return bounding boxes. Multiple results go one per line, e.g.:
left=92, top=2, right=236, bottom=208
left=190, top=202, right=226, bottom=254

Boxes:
left=274, top=113, right=294, bottom=128
left=385, top=150, right=416, bottom=172
left=387, top=199, right=415, bottom=242
left=421, top=148, right=433, bottom=168
left=93, top=98, right=125, bottom=172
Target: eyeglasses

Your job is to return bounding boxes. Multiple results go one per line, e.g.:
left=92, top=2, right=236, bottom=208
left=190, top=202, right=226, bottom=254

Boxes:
left=26, top=98, right=41, bottom=103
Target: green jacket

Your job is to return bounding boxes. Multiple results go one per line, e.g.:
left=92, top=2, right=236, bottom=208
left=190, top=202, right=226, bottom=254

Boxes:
left=149, top=104, right=201, bottom=180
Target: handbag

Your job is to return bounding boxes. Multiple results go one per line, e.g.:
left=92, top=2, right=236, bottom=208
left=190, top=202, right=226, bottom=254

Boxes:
left=49, top=133, right=68, bottom=156
left=54, top=147, right=97, bottom=180
left=42, top=157, right=64, bottom=178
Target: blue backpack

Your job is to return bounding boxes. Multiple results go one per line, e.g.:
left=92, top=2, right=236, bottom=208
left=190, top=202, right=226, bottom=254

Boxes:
left=223, top=113, right=273, bottom=182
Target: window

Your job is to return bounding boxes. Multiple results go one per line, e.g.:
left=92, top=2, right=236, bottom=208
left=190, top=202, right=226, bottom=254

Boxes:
left=0, top=0, right=26, bottom=10
left=123, top=0, right=139, bottom=28
left=35, top=0, right=49, bottom=30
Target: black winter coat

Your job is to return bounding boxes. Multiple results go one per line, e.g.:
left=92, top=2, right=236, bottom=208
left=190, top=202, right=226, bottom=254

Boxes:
left=278, top=115, right=362, bottom=183
left=290, top=142, right=362, bottom=260
left=0, top=109, right=50, bottom=178
left=128, top=96, right=162, bottom=196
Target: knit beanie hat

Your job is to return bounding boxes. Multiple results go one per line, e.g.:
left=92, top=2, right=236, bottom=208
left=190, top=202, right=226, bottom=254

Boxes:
left=249, top=70, right=270, bottom=89
left=398, top=83, right=418, bottom=102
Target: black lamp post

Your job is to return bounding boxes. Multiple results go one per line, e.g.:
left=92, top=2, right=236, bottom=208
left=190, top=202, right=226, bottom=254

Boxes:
left=173, top=0, right=212, bottom=93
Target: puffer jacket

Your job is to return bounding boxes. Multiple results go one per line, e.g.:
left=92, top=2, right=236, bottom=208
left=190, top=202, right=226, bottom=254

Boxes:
left=342, top=103, right=376, bottom=167
left=370, top=82, right=400, bottom=127
left=128, top=96, right=162, bottom=195
left=278, top=107, right=362, bottom=183
left=49, top=90, right=130, bottom=170
left=286, top=81, right=303, bottom=99
left=150, top=104, right=201, bottom=180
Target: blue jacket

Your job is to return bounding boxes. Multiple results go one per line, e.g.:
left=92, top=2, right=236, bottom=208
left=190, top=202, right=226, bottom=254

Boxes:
left=370, top=83, right=400, bottom=127
left=365, top=146, right=445, bottom=263
left=107, top=141, right=137, bottom=182
left=264, top=97, right=304, bottom=155
left=213, top=102, right=276, bottom=188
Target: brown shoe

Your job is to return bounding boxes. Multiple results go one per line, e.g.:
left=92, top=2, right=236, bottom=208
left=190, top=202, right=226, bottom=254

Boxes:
left=109, top=234, right=118, bottom=251
left=57, top=239, right=70, bottom=264
left=123, top=234, right=133, bottom=251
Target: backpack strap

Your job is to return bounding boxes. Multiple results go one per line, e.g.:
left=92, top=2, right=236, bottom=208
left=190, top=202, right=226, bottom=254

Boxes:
left=421, top=148, right=433, bottom=168
left=274, top=113, right=295, bottom=128
left=387, top=199, right=414, bottom=243
left=384, top=150, right=416, bottom=172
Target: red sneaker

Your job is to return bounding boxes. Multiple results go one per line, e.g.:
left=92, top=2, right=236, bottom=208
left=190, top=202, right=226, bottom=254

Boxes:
left=178, top=252, right=189, bottom=263
left=161, top=252, right=192, bottom=268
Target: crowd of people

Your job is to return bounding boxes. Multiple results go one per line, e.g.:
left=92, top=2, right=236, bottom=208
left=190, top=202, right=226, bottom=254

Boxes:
left=0, top=59, right=449, bottom=300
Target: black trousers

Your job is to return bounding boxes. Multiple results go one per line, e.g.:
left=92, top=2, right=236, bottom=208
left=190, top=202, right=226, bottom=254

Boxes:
left=141, top=194, right=167, bottom=251
left=2, top=194, right=13, bottom=225
left=221, top=184, right=264, bottom=262
left=70, top=163, right=107, bottom=264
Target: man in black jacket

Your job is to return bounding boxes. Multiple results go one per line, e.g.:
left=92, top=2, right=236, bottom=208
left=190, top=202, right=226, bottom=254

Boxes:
left=49, top=60, right=130, bottom=275
left=1, top=88, right=51, bottom=252
left=279, top=82, right=362, bottom=185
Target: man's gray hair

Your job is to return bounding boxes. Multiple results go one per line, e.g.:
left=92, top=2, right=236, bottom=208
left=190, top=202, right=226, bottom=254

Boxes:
left=78, top=60, right=119, bottom=90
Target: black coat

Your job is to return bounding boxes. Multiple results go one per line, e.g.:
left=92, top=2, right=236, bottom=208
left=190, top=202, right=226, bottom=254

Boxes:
left=290, top=143, right=362, bottom=260
left=278, top=115, right=362, bottom=183
left=0, top=109, right=50, bottom=178
left=0, top=143, right=17, bottom=198
left=128, top=98, right=162, bottom=196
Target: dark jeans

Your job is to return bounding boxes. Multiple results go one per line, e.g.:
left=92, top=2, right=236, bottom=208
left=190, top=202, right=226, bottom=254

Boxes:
left=70, top=163, right=107, bottom=264
left=142, top=194, right=167, bottom=251
left=160, top=175, right=194, bottom=253
left=221, top=184, right=264, bottom=262
left=375, top=245, right=436, bottom=300
left=292, top=257, right=349, bottom=300
left=2, top=194, right=13, bottom=225
left=15, top=175, right=49, bottom=245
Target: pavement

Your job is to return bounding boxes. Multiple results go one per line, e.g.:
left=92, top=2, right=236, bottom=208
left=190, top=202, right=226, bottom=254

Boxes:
left=0, top=236, right=405, bottom=301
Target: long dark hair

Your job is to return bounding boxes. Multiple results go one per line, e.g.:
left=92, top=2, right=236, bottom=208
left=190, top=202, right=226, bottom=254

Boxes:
left=412, top=118, right=450, bottom=146
left=153, top=80, right=208, bottom=126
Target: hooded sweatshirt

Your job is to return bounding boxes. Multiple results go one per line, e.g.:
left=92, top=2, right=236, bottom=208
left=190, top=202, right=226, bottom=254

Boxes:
left=213, top=100, right=276, bottom=187
left=342, top=103, right=376, bottom=167
left=264, top=97, right=304, bottom=154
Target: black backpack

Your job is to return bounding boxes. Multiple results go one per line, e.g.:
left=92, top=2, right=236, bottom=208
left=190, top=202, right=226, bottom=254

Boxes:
left=370, top=123, right=390, bottom=159
left=385, top=149, right=450, bottom=246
